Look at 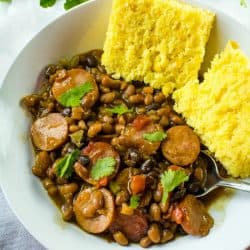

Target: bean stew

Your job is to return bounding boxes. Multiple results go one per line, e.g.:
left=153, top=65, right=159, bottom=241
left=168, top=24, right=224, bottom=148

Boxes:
left=21, top=50, right=214, bottom=247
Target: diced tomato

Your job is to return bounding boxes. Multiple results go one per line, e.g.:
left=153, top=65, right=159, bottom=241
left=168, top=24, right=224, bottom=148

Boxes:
left=132, top=115, right=151, bottom=131
left=98, top=176, right=108, bottom=187
left=130, top=175, right=146, bottom=194
left=171, top=207, right=183, bottom=224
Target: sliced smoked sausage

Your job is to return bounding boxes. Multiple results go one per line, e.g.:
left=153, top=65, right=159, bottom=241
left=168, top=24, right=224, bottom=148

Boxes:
left=52, top=68, right=99, bottom=109
left=173, top=194, right=213, bottom=236
left=74, top=188, right=115, bottom=234
left=110, top=210, right=148, bottom=242
left=31, top=113, right=68, bottom=151
left=117, top=116, right=163, bottom=156
left=161, top=125, right=200, bottom=166
left=81, top=142, right=120, bottom=185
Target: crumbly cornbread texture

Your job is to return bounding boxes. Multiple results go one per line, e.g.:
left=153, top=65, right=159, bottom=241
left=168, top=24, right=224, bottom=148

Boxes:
left=102, top=0, right=214, bottom=95
left=173, top=41, right=250, bottom=178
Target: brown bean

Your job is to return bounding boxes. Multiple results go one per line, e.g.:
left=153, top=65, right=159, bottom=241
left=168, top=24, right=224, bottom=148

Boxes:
left=113, top=231, right=129, bottom=246
left=91, top=190, right=104, bottom=210
left=161, top=230, right=174, bottom=243
left=101, top=75, right=121, bottom=89
left=123, top=84, right=135, bottom=97
left=102, top=123, right=114, bottom=134
left=78, top=120, right=87, bottom=130
left=71, top=106, right=83, bottom=120
left=99, top=85, right=110, bottom=93
left=153, top=189, right=162, bottom=203
left=118, top=115, right=126, bottom=125
left=120, top=81, right=128, bottom=90
left=58, top=183, right=78, bottom=197
left=42, top=178, right=58, bottom=196
left=115, top=124, right=125, bottom=134
left=169, top=113, right=185, bottom=125
left=102, top=115, right=113, bottom=124
left=69, top=124, right=79, bottom=133
left=87, top=122, right=102, bottom=138
left=115, top=190, right=129, bottom=206
left=149, top=114, right=160, bottom=122
left=160, top=201, right=169, bottom=213
left=159, top=116, right=169, bottom=127
left=129, top=94, right=144, bottom=104
left=144, top=94, right=153, bottom=105
left=154, top=93, right=165, bottom=103
left=140, top=236, right=152, bottom=248
left=100, top=92, right=116, bottom=104
left=147, top=223, right=161, bottom=243
left=65, top=117, right=74, bottom=125
left=32, top=151, right=52, bottom=178
left=61, top=200, right=73, bottom=221
left=194, top=167, right=204, bottom=182
left=142, top=86, right=153, bottom=95
left=149, top=203, right=161, bottom=222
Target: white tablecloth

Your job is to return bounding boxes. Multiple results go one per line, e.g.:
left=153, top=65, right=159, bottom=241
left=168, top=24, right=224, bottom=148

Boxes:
left=0, top=0, right=249, bottom=249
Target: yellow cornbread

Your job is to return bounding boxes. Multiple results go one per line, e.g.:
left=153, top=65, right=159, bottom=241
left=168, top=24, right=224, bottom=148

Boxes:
left=102, top=0, right=214, bottom=95
left=173, top=41, right=250, bottom=178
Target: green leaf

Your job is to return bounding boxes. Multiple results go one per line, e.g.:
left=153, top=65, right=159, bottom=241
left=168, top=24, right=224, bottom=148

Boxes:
left=129, top=195, right=140, bottom=209
left=143, top=131, right=167, bottom=142
left=90, top=157, right=116, bottom=181
left=106, top=104, right=133, bottom=116
left=40, top=0, right=57, bottom=8
left=58, top=81, right=93, bottom=107
left=160, top=169, right=189, bottom=204
left=64, top=0, right=88, bottom=10
left=55, top=149, right=80, bottom=178
left=240, top=0, right=247, bottom=7
left=109, top=181, right=121, bottom=194
left=0, top=0, right=11, bottom=2
left=70, top=130, right=83, bottom=148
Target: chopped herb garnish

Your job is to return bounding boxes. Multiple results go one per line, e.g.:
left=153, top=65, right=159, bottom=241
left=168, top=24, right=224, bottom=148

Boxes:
left=129, top=195, right=140, bottom=209
left=160, top=169, right=189, bottom=204
left=64, top=0, right=88, bottom=10
left=109, top=181, right=121, bottom=194
left=106, top=104, right=133, bottom=116
left=90, top=157, right=116, bottom=181
left=69, top=130, right=83, bottom=148
left=143, top=131, right=167, bottom=142
left=240, top=0, right=247, bottom=7
left=40, top=0, right=56, bottom=8
left=58, top=82, right=93, bottom=107
left=55, top=149, right=80, bottom=178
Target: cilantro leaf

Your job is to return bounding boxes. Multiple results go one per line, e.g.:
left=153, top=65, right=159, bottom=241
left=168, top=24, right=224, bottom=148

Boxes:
left=58, top=82, right=93, bottom=107
left=240, top=0, right=247, bottom=7
left=55, top=149, right=80, bottom=178
left=160, top=169, right=189, bottom=204
left=40, top=0, right=57, bottom=8
left=129, top=195, right=140, bottom=209
left=64, top=0, right=88, bottom=10
left=143, top=131, right=167, bottom=142
left=90, top=157, right=116, bottom=181
left=106, top=104, right=133, bottom=116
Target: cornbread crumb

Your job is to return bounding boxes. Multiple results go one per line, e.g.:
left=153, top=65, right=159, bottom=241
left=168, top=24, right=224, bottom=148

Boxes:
left=102, top=0, right=214, bottom=95
left=173, top=41, right=250, bottom=177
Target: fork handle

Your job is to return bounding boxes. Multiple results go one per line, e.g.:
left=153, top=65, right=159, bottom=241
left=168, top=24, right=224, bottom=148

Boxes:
left=217, top=179, right=250, bottom=193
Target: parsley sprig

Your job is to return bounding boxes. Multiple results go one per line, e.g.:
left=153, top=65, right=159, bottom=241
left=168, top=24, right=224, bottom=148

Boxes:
left=129, top=195, right=140, bottom=209
left=160, top=169, right=189, bottom=204
left=55, top=149, right=80, bottom=178
left=143, top=131, right=167, bottom=142
left=106, top=104, right=133, bottom=116
left=90, top=157, right=116, bottom=181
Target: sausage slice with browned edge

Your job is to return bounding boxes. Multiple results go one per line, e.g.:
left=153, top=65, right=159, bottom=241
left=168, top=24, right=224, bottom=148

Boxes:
left=81, top=142, right=120, bottom=185
left=31, top=113, right=68, bottom=151
left=173, top=195, right=213, bottom=236
left=52, top=68, right=99, bottom=110
left=110, top=210, right=148, bottom=242
left=161, top=125, right=200, bottom=166
left=73, top=188, right=115, bottom=234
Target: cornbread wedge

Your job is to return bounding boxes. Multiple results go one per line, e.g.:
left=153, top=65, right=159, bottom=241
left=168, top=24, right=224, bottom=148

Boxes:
left=173, top=41, right=250, bottom=178
left=102, top=0, right=214, bottom=95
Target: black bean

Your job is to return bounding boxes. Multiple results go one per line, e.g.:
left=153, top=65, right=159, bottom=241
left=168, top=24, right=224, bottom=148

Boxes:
left=85, top=55, right=98, bottom=68
left=145, top=103, right=160, bottom=111
left=141, top=158, right=157, bottom=174
left=124, top=148, right=141, bottom=167
left=186, top=181, right=202, bottom=195
left=78, top=155, right=90, bottom=166
left=170, top=187, right=186, bottom=202
left=62, top=108, right=71, bottom=117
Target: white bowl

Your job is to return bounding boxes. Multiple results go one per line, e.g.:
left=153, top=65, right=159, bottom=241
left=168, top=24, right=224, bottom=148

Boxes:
left=1, top=1, right=250, bottom=249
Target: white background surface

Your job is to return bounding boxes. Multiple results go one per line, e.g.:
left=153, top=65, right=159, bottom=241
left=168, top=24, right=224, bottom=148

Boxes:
left=0, top=0, right=249, bottom=249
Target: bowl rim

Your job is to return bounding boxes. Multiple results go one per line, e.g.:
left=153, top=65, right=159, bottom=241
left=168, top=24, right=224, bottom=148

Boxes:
left=1, top=0, right=250, bottom=249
